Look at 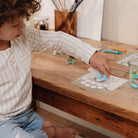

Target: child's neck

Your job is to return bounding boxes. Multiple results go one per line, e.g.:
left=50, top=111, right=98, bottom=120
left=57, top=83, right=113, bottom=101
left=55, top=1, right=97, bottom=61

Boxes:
left=0, top=40, right=10, bottom=51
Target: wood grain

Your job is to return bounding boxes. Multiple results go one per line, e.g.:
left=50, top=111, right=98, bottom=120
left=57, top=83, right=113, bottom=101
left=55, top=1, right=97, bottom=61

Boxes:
left=55, top=10, right=77, bottom=36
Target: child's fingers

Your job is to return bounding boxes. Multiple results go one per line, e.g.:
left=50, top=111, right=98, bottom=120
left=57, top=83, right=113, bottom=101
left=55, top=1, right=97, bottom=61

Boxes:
left=104, top=63, right=111, bottom=74
left=98, top=66, right=110, bottom=77
left=94, top=66, right=102, bottom=73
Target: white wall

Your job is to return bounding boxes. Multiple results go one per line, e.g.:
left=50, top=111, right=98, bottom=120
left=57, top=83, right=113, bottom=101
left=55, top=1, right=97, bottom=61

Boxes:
left=65, top=0, right=104, bottom=41
left=33, top=0, right=55, bottom=29
left=102, top=0, right=138, bottom=46
left=34, top=0, right=138, bottom=46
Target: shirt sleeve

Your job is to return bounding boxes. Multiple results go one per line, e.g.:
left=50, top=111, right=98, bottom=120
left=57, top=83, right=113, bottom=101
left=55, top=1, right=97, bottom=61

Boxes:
left=24, top=27, right=97, bottom=64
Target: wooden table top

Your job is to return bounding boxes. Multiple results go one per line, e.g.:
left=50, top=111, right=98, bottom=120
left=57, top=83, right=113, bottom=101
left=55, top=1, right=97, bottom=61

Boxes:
left=31, top=38, right=138, bottom=124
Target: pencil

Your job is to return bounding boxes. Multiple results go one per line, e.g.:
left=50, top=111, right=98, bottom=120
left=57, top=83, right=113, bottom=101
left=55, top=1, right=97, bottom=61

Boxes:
left=51, top=0, right=59, bottom=10
left=58, top=0, right=64, bottom=11
left=53, top=0, right=62, bottom=11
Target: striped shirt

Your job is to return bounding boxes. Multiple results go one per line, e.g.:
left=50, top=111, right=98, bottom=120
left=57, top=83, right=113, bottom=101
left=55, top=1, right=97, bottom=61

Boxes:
left=0, top=27, right=96, bottom=120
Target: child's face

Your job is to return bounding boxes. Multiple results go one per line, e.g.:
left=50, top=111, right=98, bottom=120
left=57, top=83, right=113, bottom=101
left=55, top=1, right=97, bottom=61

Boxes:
left=0, top=17, right=26, bottom=41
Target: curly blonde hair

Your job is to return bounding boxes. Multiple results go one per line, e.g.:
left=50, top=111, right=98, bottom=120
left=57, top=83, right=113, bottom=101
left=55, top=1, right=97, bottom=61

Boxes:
left=0, top=0, right=41, bottom=26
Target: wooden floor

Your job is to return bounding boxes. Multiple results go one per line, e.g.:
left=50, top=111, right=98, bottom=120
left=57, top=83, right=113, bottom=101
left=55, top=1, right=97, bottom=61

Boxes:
left=36, top=107, right=110, bottom=138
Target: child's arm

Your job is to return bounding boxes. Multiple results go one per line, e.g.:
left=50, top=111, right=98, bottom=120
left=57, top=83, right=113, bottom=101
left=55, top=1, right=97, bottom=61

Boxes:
left=25, top=27, right=96, bottom=64
left=24, top=27, right=110, bottom=76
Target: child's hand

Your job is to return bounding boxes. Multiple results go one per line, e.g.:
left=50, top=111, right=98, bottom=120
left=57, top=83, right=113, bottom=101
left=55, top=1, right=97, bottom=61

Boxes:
left=89, top=52, right=110, bottom=77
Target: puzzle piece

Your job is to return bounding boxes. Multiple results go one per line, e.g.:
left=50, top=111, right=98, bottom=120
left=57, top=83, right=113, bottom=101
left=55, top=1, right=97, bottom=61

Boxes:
left=96, top=72, right=107, bottom=82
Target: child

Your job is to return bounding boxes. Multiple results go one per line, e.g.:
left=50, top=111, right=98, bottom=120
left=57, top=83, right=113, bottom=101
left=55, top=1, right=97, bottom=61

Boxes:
left=0, top=0, right=110, bottom=138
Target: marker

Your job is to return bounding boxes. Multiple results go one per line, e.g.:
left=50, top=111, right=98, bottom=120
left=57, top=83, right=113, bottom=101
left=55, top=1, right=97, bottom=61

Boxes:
left=104, top=49, right=122, bottom=54
left=110, top=46, right=126, bottom=52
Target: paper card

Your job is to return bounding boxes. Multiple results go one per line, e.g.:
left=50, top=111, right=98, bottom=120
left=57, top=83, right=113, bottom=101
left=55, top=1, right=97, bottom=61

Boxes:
left=116, top=53, right=138, bottom=66
left=72, top=68, right=128, bottom=94
left=65, top=0, right=104, bottom=41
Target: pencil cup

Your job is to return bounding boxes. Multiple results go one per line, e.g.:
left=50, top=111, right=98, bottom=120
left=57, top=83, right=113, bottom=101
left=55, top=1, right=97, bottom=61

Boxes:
left=128, top=58, right=138, bottom=89
left=55, top=10, right=77, bottom=36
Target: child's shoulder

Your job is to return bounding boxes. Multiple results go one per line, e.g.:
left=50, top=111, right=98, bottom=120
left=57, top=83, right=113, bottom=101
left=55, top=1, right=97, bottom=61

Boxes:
left=24, top=26, right=37, bottom=34
left=21, top=27, right=38, bottom=40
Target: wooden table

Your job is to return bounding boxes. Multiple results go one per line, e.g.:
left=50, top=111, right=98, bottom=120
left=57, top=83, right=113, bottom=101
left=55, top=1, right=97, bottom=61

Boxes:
left=31, top=38, right=138, bottom=138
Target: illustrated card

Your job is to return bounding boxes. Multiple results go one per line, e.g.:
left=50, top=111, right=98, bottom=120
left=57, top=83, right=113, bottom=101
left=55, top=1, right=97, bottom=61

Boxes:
left=72, top=68, right=128, bottom=94
left=116, top=53, right=138, bottom=66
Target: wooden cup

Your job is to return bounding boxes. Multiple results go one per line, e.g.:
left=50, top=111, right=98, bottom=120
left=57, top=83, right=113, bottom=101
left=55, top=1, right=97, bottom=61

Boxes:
left=55, top=10, right=77, bottom=36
